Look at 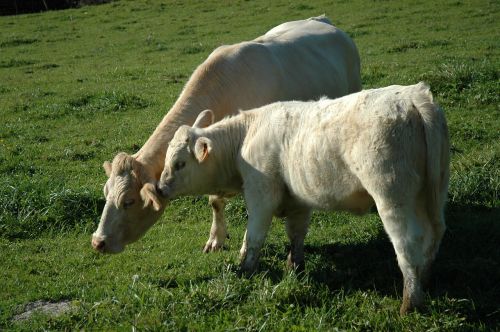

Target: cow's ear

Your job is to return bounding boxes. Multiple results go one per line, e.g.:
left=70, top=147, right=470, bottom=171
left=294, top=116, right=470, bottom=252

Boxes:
left=194, top=137, right=213, bottom=163
left=140, top=183, right=161, bottom=211
left=103, top=161, right=112, bottom=177
left=193, top=109, right=215, bottom=128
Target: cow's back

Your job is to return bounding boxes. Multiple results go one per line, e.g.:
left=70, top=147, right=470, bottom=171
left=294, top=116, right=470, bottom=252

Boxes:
left=256, top=17, right=362, bottom=99
left=189, top=16, right=361, bottom=120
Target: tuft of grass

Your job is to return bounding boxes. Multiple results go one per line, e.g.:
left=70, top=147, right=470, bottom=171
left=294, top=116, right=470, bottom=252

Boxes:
left=0, top=37, right=39, bottom=48
left=388, top=39, right=451, bottom=53
left=289, top=3, right=315, bottom=11
left=0, top=177, right=103, bottom=240
left=181, top=44, right=206, bottom=55
left=420, top=59, right=499, bottom=105
left=361, top=65, right=387, bottom=87
left=449, top=149, right=500, bottom=207
left=66, top=91, right=150, bottom=115
left=388, top=40, right=426, bottom=53
left=0, top=59, right=36, bottom=68
left=37, top=63, right=59, bottom=70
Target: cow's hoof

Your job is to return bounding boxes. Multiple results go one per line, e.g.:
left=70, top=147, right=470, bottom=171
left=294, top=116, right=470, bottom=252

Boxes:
left=203, top=234, right=229, bottom=253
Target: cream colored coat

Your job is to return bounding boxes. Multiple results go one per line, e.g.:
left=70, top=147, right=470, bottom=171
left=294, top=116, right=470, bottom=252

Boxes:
left=92, top=16, right=361, bottom=254
left=159, top=83, right=450, bottom=315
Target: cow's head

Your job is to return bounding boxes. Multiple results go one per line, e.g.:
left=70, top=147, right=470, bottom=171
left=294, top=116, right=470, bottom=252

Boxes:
left=91, top=152, right=165, bottom=253
left=158, top=110, right=215, bottom=200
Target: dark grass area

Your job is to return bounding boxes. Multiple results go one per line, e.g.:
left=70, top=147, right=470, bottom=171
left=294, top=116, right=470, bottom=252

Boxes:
left=0, top=0, right=112, bottom=16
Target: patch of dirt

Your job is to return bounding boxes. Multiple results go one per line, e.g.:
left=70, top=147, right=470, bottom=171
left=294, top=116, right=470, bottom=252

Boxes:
left=12, top=300, right=75, bottom=322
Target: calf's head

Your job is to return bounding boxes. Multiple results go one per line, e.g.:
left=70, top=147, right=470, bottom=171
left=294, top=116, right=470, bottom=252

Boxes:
left=91, top=152, right=164, bottom=253
left=158, top=110, right=215, bottom=199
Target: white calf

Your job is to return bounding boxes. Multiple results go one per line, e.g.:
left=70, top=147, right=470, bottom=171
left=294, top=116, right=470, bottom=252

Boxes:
left=158, top=83, right=450, bottom=314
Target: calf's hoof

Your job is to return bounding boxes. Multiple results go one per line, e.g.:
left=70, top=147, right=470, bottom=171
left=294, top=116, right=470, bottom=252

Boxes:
left=239, top=250, right=259, bottom=277
left=238, top=261, right=259, bottom=278
left=399, top=288, right=424, bottom=315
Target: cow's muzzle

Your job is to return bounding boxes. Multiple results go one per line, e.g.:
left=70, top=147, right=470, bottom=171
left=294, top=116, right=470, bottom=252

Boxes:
left=91, top=234, right=124, bottom=254
left=91, top=237, right=106, bottom=252
left=91, top=234, right=107, bottom=253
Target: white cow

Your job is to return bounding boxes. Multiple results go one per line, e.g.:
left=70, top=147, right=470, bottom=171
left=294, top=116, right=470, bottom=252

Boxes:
left=157, top=83, right=450, bottom=315
left=92, top=16, right=361, bottom=254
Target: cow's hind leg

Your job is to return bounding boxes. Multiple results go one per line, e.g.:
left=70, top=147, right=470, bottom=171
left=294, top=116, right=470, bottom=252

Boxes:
left=284, top=208, right=312, bottom=272
left=375, top=200, right=438, bottom=315
left=203, top=195, right=228, bottom=252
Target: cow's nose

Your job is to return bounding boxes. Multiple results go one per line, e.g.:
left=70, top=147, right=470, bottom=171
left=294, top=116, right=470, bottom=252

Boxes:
left=155, top=182, right=163, bottom=195
left=92, top=238, right=105, bottom=251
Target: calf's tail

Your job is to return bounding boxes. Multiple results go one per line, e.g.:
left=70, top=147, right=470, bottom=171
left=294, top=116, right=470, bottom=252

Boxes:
left=412, top=82, right=450, bottom=236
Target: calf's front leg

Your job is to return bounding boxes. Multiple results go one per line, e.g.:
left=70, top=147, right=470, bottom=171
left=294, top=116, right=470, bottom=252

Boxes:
left=240, top=189, right=275, bottom=274
left=203, top=195, right=228, bottom=252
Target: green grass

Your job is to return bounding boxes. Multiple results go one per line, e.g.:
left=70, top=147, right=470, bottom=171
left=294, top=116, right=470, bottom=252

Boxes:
left=0, top=0, right=499, bottom=330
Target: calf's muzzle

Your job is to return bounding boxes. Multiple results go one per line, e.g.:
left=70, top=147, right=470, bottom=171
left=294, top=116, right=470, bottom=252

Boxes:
left=156, top=180, right=173, bottom=199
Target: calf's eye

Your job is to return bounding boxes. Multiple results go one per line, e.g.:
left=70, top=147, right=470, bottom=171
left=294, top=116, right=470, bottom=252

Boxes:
left=174, top=161, right=186, bottom=171
left=123, top=199, right=135, bottom=209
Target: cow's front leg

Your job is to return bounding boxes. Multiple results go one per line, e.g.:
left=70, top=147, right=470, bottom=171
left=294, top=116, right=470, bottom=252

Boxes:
left=203, top=195, right=227, bottom=252
left=240, top=189, right=275, bottom=274
left=285, top=207, right=312, bottom=272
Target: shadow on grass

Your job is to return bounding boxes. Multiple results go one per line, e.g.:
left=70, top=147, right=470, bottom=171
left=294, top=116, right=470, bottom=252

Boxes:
left=150, top=201, right=498, bottom=326
left=296, top=202, right=500, bottom=326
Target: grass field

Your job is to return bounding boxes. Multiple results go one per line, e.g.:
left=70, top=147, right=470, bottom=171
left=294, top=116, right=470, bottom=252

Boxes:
left=1, top=0, right=499, bottom=330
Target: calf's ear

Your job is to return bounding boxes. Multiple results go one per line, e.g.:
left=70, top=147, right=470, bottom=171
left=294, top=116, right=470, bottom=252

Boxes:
left=193, top=109, right=215, bottom=128
left=194, top=137, right=213, bottom=163
left=140, top=183, right=161, bottom=211
left=103, top=161, right=112, bottom=177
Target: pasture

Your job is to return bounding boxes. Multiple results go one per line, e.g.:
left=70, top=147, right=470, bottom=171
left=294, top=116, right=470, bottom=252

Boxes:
left=0, top=0, right=498, bottom=330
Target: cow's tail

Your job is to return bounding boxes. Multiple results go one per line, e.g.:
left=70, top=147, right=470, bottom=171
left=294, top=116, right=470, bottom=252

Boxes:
left=413, top=82, right=450, bottom=245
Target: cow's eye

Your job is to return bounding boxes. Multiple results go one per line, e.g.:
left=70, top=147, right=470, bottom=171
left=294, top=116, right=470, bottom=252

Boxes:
left=174, top=161, right=186, bottom=171
left=123, top=199, right=135, bottom=209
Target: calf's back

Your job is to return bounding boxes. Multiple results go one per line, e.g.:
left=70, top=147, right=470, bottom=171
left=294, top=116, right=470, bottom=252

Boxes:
left=240, top=84, right=430, bottom=212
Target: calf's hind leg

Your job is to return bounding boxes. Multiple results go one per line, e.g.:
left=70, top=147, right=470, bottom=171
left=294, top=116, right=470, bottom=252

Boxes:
left=376, top=201, right=439, bottom=315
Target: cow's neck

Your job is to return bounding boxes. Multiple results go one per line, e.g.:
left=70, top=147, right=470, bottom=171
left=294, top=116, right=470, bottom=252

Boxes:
left=132, top=56, right=235, bottom=180
left=133, top=94, right=223, bottom=180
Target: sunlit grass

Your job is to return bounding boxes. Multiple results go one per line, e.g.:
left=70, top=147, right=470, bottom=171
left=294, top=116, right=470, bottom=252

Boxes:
left=0, top=0, right=498, bottom=330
